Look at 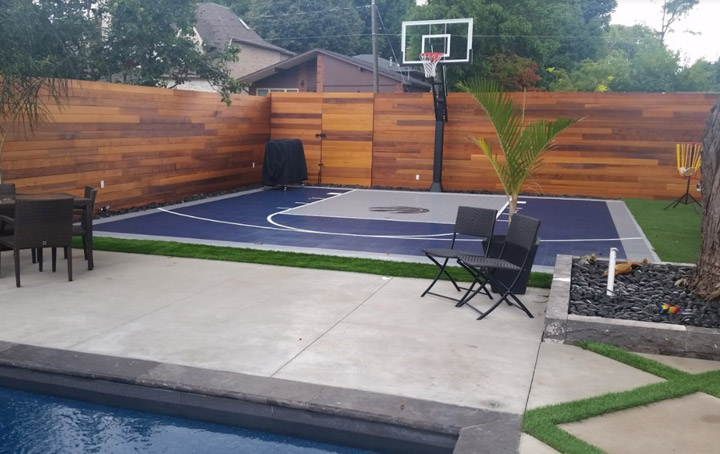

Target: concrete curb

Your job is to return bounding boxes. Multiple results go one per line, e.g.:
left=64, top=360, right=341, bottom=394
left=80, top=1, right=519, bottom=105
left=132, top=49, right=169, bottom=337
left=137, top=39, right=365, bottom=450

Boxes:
left=0, top=341, right=521, bottom=454
left=544, top=255, right=720, bottom=360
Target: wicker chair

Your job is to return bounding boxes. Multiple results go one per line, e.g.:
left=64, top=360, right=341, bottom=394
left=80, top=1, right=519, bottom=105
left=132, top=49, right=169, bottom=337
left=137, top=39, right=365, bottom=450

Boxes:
left=0, top=196, right=74, bottom=287
left=420, top=206, right=497, bottom=302
left=0, top=184, right=15, bottom=228
left=455, top=214, right=541, bottom=320
left=72, top=186, right=98, bottom=270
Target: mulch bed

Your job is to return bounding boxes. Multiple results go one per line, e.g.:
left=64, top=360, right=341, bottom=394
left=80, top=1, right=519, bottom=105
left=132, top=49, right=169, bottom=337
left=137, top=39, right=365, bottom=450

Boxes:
left=570, top=258, right=720, bottom=329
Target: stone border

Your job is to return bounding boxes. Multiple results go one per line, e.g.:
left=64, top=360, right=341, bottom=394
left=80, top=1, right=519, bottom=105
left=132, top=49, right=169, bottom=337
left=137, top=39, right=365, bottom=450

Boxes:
left=0, top=341, right=521, bottom=454
left=544, top=255, right=720, bottom=360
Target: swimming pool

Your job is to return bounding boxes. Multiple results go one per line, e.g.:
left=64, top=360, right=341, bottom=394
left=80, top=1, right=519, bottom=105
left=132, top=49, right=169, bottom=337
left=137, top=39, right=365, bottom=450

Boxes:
left=0, top=386, right=378, bottom=454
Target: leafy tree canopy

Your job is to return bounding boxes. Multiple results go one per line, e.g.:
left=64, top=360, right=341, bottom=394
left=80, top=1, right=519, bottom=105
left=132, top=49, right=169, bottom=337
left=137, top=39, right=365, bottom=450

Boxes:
left=408, top=0, right=617, bottom=91
left=244, top=0, right=365, bottom=55
left=352, top=0, right=414, bottom=61
left=0, top=0, right=242, bottom=104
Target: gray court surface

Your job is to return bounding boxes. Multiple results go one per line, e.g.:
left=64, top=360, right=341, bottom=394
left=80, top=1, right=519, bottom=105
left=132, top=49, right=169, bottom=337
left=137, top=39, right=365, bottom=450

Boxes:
left=286, top=189, right=509, bottom=224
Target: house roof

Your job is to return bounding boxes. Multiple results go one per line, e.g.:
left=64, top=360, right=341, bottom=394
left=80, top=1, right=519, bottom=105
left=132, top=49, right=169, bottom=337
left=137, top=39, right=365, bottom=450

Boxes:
left=352, top=54, right=416, bottom=73
left=195, top=3, right=294, bottom=56
left=237, top=48, right=430, bottom=89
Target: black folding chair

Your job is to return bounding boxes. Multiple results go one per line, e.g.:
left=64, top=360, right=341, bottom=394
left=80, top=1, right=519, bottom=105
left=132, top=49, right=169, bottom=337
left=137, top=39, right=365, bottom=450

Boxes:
left=456, top=213, right=541, bottom=320
left=420, top=206, right=497, bottom=302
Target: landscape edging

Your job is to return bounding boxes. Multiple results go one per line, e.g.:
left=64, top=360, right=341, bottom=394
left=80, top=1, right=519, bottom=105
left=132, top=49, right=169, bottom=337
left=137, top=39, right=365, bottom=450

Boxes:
left=543, top=255, right=720, bottom=360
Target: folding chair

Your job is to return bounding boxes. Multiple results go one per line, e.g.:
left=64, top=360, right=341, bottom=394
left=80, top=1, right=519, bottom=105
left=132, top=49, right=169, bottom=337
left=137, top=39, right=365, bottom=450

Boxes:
left=420, top=206, right=497, bottom=302
left=456, top=213, right=541, bottom=320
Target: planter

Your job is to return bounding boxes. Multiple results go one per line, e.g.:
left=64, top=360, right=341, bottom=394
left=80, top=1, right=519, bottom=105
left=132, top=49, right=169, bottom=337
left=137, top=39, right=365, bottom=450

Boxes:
left=544, top=255, right=720, bottom=360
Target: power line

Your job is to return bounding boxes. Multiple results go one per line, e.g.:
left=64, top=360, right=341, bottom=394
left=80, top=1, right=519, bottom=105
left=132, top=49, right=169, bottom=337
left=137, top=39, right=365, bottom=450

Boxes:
left=244, top=4, right=370, bottom=20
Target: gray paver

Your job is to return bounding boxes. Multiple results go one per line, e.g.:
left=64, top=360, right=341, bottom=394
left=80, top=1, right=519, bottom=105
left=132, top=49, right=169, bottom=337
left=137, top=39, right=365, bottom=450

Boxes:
left=526, top=343, right=664, bottom=409
left=561, top=393, right=720, bottom=454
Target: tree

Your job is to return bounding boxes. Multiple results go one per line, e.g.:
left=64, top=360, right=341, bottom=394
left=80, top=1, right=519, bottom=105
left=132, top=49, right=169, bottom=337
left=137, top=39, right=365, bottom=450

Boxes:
left=102, top=0, right=242, bottom=103
left=0, top=0, right=83, bottom=183
left=676, top=60, right=720, bottom=92
left=689, top=97, right=720, bottom=301
left=245, top=0, right=365, bottom=55
left=601, top=24, right=680, bottom=92
left=215, top=0, right=252, bottom=17
left=486, top=54, right=543, bottom=91
left=353, top=0, right=414, bottom=59
left=458, top=79, right=580, bottom=218
left=658, top=0, right=699, bottom=45
left=546, top=51, right=629, bottom=92
left=408, top=0, right=616, bottom=90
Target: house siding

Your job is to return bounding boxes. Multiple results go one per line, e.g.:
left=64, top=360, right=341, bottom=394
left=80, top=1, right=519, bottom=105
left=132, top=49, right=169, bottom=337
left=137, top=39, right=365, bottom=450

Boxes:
left=249, top=54, right=408, bottom=94
left=230, top=45, right=293, bottom=79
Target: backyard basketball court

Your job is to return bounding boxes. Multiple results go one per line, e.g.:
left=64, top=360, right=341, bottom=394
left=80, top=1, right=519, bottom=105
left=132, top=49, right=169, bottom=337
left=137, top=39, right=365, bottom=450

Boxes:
left=94, top=186, right=658, bottom=271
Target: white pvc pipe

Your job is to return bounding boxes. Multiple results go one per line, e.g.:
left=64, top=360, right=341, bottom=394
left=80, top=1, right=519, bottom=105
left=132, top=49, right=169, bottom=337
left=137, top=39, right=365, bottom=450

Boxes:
left=607, top=247, right=618, bottom=296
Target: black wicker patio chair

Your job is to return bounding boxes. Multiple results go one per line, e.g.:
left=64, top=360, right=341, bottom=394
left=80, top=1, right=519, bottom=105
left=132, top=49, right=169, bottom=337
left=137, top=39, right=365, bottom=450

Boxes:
left=71, top=186, right=98, bottom=270
left=455, top=213, right=541, bottom=320
left=0, top=184, right=15, bottom=228
left=420, top=206, right=497, bottom=302
left=0, top=195, right=74, bottom=287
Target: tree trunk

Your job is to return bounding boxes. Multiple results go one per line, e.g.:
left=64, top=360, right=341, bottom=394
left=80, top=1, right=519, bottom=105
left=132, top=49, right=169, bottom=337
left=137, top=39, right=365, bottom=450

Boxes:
left=508, top=194, right=518, bottom=224
left=690, top=97, right=720, bottom=301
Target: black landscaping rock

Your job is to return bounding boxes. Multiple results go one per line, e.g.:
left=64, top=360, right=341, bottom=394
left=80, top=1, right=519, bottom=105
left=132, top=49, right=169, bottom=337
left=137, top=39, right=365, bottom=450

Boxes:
left=569, top=259, right=720, bottom=330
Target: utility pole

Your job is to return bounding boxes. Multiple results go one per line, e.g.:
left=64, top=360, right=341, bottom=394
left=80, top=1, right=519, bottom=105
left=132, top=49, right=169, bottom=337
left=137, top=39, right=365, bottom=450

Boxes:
left=371, top=0, right=379, bottom=93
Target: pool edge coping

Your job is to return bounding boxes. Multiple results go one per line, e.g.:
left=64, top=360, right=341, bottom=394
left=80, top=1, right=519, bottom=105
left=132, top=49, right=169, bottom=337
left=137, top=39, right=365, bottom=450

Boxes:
left=0, top=341, right=522, bottom=454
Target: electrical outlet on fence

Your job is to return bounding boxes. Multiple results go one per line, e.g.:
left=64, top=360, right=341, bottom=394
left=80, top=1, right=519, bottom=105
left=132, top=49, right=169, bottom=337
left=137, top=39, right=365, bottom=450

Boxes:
left=100, top=180, right=105, bottom=188
left=415, top=174, right=420, bottom=180
left=252, top=162, right=256, bottom=168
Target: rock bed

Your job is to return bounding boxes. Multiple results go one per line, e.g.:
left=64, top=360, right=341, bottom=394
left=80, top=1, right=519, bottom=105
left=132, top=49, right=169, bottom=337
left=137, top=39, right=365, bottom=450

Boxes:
left=570, top=259, right=720, bottom=329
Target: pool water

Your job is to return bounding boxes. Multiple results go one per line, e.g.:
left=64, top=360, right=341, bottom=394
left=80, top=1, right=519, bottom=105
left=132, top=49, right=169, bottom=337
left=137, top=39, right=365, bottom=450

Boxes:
left=0, top=387, right=379, bottom=454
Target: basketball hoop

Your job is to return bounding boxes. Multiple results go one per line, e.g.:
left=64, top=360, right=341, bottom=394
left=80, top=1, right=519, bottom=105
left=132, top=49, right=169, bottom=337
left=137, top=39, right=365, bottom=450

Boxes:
left=420, top=52, right=444, bottom=78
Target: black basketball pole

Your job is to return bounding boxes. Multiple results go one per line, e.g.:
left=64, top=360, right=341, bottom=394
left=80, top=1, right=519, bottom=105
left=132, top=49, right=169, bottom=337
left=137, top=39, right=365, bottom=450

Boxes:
left=429, top=66, right=447, bottom=192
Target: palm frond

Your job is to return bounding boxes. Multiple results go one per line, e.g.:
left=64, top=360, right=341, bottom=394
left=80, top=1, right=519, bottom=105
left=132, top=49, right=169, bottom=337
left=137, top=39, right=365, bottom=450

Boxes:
left=459, top=78, right=581, bottom=205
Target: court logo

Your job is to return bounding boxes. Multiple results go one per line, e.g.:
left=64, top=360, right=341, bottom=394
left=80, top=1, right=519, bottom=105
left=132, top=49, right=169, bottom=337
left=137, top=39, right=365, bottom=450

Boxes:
left=369, top=206, right=429, bottom=214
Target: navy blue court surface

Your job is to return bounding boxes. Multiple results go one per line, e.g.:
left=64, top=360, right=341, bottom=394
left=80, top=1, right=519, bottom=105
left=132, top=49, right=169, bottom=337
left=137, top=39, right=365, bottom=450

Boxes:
left=95, top=187, right=658, bottom=271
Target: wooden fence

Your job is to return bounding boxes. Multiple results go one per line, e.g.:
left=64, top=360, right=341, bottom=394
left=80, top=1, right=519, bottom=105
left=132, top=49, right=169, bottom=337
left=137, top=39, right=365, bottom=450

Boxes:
left=272, top=91, right=718, bottom=200
left=1, top=80, right=269, bottom=209
left=1, top=81, right=716, bottom=210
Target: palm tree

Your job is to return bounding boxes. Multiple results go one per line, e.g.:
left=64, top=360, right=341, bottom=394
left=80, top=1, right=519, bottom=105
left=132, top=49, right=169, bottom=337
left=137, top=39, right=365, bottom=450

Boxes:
left=458, top=79, right=580, bottom=219
left=0, top=1, right=73, bottom=183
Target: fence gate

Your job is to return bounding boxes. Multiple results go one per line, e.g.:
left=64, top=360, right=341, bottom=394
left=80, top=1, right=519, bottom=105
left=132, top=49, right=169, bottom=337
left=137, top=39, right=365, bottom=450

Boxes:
left=269, top=93, right=373, bottom=186
left=317, top=93, right=374, bottom=186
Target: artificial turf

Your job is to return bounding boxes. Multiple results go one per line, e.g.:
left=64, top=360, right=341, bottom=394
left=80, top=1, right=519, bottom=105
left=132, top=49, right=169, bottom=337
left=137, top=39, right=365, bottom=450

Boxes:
left=523, top=342, right=720, bottom=454
left=85, top=237, right=554, bottom=288
left=623, top=198, right=702, bottom=263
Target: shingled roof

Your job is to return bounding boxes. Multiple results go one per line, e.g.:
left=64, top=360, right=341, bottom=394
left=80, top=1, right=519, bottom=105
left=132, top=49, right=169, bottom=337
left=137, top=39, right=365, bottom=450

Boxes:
left=195, top=3, right=294, bottom=56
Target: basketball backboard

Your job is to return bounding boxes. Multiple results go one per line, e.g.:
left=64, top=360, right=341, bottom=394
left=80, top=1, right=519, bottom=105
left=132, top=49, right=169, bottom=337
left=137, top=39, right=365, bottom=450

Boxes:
left=401, top=18, right=473, bottom=65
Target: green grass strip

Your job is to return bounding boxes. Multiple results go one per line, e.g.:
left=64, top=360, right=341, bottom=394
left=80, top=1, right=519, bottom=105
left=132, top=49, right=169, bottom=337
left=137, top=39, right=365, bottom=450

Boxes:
left=623, top=198, right=702, bottom=263
left=85, top=236, right=553, bottom=288
left=576, top=341, right=689, bottom=380
left=524, top=342, right=720, bottom=454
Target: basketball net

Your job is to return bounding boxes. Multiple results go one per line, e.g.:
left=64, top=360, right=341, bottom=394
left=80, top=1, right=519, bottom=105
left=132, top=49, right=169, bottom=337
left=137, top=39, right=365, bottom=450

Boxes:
left=420, top=52, right=444, bottom=79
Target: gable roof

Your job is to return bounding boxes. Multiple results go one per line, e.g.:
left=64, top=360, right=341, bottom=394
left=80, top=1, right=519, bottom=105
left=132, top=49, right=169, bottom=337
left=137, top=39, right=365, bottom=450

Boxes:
left=195, top=3, right=294, bottom=56
left=238, top=48, right=430, bottom=89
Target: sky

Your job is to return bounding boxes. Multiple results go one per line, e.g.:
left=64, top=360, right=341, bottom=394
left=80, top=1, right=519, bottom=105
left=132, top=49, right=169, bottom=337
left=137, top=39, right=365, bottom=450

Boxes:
left=414, top=0, right=720, bottom=64
left=611, top=0, right=720, bottom=64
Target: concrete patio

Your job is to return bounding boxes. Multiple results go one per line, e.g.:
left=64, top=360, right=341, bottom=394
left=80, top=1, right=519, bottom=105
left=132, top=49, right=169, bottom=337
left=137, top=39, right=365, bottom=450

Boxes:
left=1, top=249, right=718, bottom=453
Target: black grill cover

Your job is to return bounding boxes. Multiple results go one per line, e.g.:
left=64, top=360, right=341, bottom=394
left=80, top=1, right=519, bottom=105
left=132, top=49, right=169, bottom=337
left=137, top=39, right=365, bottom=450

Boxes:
left=262, top=139, right=308, bottom=186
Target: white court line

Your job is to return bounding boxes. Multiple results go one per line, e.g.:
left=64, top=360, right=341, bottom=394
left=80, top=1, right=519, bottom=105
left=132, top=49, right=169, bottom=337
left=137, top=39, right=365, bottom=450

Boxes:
left=541, top=237, right=644, bottom=243
left=157, top=206, right=454, bottom=240
left=155, top=191, right=640, bottom=244
left=266, top=212, right=452, bottom=240
left=157, top=208, right=286, bottom=231
left=273, top=189, right=356, bottom=217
